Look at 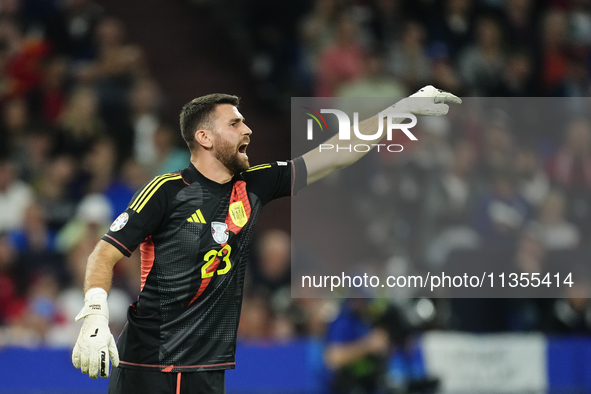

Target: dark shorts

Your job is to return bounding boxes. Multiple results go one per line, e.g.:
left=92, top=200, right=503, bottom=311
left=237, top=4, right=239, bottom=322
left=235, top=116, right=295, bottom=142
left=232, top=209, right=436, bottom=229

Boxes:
left=108, top=367, right=226, bottom=394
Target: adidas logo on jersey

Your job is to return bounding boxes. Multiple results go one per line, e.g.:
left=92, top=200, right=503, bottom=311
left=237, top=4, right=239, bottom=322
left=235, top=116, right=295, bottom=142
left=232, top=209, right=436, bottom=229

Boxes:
left=187, top=209, right=206, bottom=223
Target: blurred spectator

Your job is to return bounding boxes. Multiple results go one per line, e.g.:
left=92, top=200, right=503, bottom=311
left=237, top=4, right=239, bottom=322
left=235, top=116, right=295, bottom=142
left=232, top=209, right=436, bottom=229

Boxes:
left=337, top=50, right=406, bottom=98
left=0, top=269, right=65, bottom=347
left=514, top=146, right=550, bottom=207
left=430, top=57, right=463, bottom=95
left=0, top=40, right=14, bottom=107
left=36, top=155, right=78, bottom=230
left=73, top=17, right=144, bottom=155
left=150, top=124, right=190, bottom=176
left=246, top=229, right=294, bottom=340
left=471, top=170, right=533, bottom=249
left=0, top=18, right=24, bottom=58
left=544, top=280, right=591, bottom=334
left=44, top=0, right=104, bottom=59
left=0, top=158, right=34, bottom=232
left=0, top=0, right=20, bottom=20
left=502, top=0, right=538, bottom=49
left=540, top=10, right=570, bottom=94
left=528, top=190, right=580, bottom=250
left=55, top=193, right=112, bottom=254
left=250, top=229, right=291, bottom=296
left=514, top=232, right=546, bottom=276
left=290, top=298, right=335, bottom=337
left=551, top=50, right=590, bottom=97
left=57, top=193, right=112, bottom=293
left=421, top=139, right=481, bottom=265
left=56, top=85, right=105, bottom=157
left=21, top=271, right=64, bottom=345
left=493, top=49, right=535, bottom=96
left=1, top=97, right=30, bottom=155
left=476, top=111, right=515, bottom=180
left=548, top=117, right=591, bottom=191
left=568, top=0, right=591, bottom=47
left=87, top=16, right=146, bottom=84
left=118, top=157, right=151, bottom=192
left=1, top=19, right=51, bottom=98
left=0, top=235, right=25, bottom=325
left=405, top=116, right=454, bottom=173
left=387, top=21, right=431, bottom=91
left=368, top=0, right=404, bottom=45
left=130, top=78, right=163, bottom=166
left=394, top=117, right=454, bottom=248
left=246, top=1, right=306, bottom=101
left=80, top=138, right=134, bottom=215
left=92, top=16, right=146, bottom=115
left=27, top=56, right=68, bottom=126
left=459, top=16, right=506, bottom=95
left=237, top=292, right=274, bottom=341
left=428, top=0, right=474, bottom=58
left=315, top=12, right=366, bottom=97
left=299, top=0, right=341, bottom=88
left=7, top=196, right=69, bottom=291
left=81, top=138, right=116, bottom=190
left=8, top=200, right=57, bottom=253
left=14, top=128, right=53, bottom=184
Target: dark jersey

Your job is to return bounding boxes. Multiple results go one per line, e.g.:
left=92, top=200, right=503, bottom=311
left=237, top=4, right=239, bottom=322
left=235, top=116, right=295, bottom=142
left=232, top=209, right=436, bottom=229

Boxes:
left=102, top=158, right=307, bottom=373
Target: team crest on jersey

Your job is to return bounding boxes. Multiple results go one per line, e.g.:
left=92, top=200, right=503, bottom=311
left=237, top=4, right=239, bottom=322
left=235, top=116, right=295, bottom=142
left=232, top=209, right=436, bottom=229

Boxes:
left=110, top=212, right=129, bottom=232
left=229, top=201, right=248, bottom=228
left=211, top=221, right=229, bottom=244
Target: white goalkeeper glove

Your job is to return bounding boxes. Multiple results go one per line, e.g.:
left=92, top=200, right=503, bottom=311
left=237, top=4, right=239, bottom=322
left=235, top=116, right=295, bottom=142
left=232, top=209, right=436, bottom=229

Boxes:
left=72, top=287, right=120, bottom=379
left=393, top=85, right=462, bottom=116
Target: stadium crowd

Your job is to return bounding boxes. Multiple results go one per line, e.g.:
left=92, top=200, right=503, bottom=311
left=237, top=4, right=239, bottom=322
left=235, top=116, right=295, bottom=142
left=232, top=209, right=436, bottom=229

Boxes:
left=0, top=0, right=590, bottom=366
left=233, top=0, right=591, bottom=101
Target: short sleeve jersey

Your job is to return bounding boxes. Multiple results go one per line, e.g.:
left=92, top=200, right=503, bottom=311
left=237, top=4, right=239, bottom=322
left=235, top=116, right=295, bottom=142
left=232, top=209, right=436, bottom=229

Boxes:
left=102, top=158, right=307, bottom=373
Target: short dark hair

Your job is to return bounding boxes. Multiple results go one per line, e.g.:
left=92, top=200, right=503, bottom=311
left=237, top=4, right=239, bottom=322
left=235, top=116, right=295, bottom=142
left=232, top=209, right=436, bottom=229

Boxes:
left=179, top=93, right=240, bottom=150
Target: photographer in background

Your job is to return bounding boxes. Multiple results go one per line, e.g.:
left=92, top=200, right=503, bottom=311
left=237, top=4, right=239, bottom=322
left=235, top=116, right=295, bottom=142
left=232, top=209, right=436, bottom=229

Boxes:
left=325, top=298, right=439, bottom=394
left=325, top=298, right=391, bottom=394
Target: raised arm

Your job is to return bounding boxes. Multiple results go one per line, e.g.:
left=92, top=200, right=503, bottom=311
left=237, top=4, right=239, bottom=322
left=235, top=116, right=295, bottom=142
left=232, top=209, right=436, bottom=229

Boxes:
left=302, top=85, right=462, bottom=185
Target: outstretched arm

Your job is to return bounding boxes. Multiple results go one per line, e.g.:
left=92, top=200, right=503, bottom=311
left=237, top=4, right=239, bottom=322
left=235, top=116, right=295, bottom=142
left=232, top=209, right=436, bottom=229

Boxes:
left=302, top=86, right=461, bottom=185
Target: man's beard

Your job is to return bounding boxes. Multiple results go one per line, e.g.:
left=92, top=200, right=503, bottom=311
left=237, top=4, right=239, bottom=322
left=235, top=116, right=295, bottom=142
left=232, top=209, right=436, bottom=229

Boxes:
left=213, top=134, right=250, bottom=175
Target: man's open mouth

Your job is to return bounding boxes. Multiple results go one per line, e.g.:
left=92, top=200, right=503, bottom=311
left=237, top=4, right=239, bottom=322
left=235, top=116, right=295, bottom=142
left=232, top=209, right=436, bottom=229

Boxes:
left=238, top=142, right=249, bottom=157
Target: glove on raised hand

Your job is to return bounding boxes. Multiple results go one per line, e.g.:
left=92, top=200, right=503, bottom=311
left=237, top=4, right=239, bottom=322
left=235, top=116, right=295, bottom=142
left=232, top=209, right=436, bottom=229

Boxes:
left=391, top=85, right=462, bottom=116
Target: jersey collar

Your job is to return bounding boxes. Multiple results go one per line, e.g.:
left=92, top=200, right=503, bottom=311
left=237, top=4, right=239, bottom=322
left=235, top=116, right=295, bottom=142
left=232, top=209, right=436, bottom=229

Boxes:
left=183, top=163, right=235, bottom=193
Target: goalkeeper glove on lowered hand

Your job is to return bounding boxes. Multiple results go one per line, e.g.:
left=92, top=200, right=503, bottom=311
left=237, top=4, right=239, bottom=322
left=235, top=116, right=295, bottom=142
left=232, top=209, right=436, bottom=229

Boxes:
left=392, top=85, right=462, bottom=116
left=72, top=287, right=119, bottom=379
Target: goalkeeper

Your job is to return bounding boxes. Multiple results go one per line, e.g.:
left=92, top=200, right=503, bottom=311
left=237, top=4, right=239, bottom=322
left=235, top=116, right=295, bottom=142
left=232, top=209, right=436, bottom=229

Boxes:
left=72, top=86, right=460, bottom=393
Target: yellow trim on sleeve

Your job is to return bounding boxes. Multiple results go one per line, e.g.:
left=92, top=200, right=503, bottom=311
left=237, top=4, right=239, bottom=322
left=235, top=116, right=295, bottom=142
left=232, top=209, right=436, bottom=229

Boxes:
left=245, top=164, right=272, bottom=172
left=129, top=174, right=177, bottom=212
left=135, top=175, right=182, bottom=213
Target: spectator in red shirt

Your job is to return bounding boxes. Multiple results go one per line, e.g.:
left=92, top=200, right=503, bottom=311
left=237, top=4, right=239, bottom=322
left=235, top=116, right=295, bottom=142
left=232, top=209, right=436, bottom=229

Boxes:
left=540, top=10, right=570, bottom=93
left=315, top=12, right=366, bottom=97
left=0, top=234, right=25, bottom=324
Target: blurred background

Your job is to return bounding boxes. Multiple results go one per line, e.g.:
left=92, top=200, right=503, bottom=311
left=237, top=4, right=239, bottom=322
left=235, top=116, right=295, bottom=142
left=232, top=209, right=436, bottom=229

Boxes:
left=0, top=0, right=591, bottom=393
